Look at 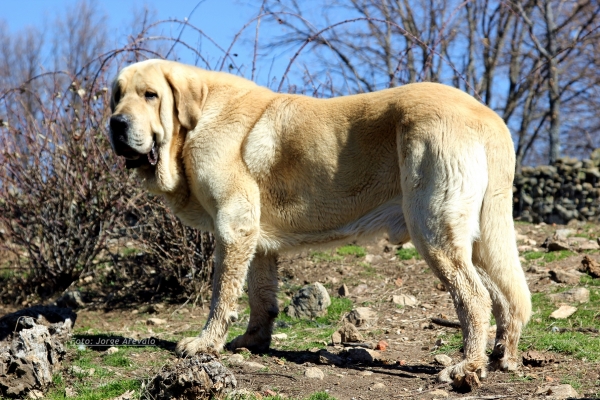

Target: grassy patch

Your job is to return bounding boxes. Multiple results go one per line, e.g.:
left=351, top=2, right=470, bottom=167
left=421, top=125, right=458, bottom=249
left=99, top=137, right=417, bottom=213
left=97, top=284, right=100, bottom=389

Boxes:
left=396, top=247, right=421, bottom=260
left=47, top=378, right=141, bottom=400
left=271, top=297, right=353, bottom=351
left=523, top=251, right=544, bottom=261
left=521, top=280, right=600, bottom=361
left=542, top=250, right=576, bottom=263
left=433, top=331, right=463, bottom=354
left=336, top=244, right=366, bottom=258
left=310, top=251, right=343, bottom=263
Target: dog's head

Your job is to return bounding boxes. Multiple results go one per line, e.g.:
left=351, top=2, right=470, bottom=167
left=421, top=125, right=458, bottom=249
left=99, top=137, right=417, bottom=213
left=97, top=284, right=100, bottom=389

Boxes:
left=109, top=59, right=206, bottom=192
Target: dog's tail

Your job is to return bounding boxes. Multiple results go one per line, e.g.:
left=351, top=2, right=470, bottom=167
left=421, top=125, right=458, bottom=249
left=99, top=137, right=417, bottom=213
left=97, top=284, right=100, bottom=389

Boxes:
left=475, top=129, right=532, bottom=327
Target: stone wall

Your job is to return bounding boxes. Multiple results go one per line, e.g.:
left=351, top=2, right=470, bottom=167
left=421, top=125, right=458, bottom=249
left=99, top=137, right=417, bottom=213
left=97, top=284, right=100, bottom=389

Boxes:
left=513, top=149, right=600, bottom=224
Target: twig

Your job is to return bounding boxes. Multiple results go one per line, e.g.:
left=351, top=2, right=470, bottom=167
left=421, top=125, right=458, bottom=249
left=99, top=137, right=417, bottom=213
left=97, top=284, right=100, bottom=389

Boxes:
left=430, top=318, right=461, bottom=328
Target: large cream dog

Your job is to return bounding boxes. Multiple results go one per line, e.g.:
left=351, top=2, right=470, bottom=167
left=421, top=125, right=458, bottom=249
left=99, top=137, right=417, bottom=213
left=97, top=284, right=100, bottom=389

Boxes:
left=109, top=59, right=531, bottom=388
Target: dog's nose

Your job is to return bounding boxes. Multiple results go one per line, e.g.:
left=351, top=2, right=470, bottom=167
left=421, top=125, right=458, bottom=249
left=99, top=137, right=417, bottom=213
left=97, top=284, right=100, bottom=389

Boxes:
left=110, top=114, right=138, bottom=158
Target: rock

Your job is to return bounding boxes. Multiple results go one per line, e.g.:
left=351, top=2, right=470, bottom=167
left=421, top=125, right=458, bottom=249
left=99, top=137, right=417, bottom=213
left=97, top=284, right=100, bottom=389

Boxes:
left=555, top=229, right=574, bottom=241
left=522, top=350, right=556, bottom=367
left=64, top=387, right=77, bottom=398
left=304, top=367, right=324, bottom=380
left=106, top=346, right=119, bottom=355
left=111, top=390, right=135, bottom=400
left=336, top=323, right=364, bottom=342
left=353, top=284, right=369, bottom=295
left=338, top=284, right=350, bottom=297
left=331, top=331, right=342, bottom=345
left=375, top=340, right=388, bottom=351
left=580, top=255, right=600, bottom=278
left=546, top=238, right=571, bottom=252
left=549, top=305, right=577, bottom=319
left=318, top=350, right=344, bottom=365
left=227, top=354, right=244, bottom=365
left=146, top=354, right=236, bottom=399
left=146, top=318, right=167, bottom=326
left=345, top=307, right=377, bottom=327
left=549, top=270, right=580, bottom=285
left=428, top=389, right=449, bottom=398
left=573, top=240, right=599, bottom=251
left=536, top=384, right=579, bottom=399
left=55, top=290, right=86, bottom=309
left=272, top=333, right=287, bottom=341
left=392, top=294, right=418, bottom=307
left=370, top=382, right=386, bottom=390
left=285, top=282, right=331, bottom=319
left=243, top=361, right=266, bottom=370
left=345, top=348, right=381, bottom=363
left=433, top=354, right=453, bottom=367
left=549, top=287, right=590, bottom=304
left=365, top=254, right=383, bottom=264
left=0, top=306, right=75, bottom=398
left=402, top=242, right=415, bottom=249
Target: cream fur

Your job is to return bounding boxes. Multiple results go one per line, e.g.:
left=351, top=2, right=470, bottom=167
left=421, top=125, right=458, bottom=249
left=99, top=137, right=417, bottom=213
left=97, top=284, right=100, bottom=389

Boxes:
left=110, top=59, right=531, bottom=389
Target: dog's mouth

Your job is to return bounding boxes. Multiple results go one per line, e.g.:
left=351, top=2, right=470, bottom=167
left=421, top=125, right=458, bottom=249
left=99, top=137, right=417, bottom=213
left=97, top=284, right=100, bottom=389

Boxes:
left=125, top=141, right=158, bottom=169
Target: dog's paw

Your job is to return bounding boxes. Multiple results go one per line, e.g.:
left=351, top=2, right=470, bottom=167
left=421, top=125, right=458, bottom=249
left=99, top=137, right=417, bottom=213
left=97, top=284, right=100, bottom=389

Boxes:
left=438, top=360, right=486, bottom=391
left=229, top=332, right=271, bottom=353
left=176, top=336, right=222, bottom=357
left=488, top=341, right=519, bottom=372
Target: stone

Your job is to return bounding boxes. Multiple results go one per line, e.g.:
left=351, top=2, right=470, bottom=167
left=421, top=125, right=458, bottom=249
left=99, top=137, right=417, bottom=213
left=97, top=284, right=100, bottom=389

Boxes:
left=285, top=282, right=331, bottom=319
left=402, top=242, right=415, bottom=249
left=428, top=389, right=449, bottom=398
left=353, top=284, right=369, bottom=295
left=0, top=306, right=75, bottom=398
left=345, top=348, right=381, bottom=363
left=106, top=346, right=119, bottom=355
left=555, top=229, right=574, bottom=241
left=146, top=318, right=167, bottom=326
left=304, top=367, right=324, bottom=380
left=336, top=323, right=364, bottom=342
left=146, top=354, right=236, bottom=399
left=345, top=307, right=377, bottom=327
left=227, top=354, right=244, bottom=365
left=243, top=361, right=266, bottom=370
left=338, top=284, right=350, bottom=297
left=537, top=384, right=579, bottom=399
left=331, top=331, right=342, bottom=345
left=580, top=255, right=600, bottom=278
left=549, top=287, right=590, bottom=304
left=522, top=350, right=556, bottom=367
left=433, top=354, right=453, bottom=367
left=375, top=340, right=388, bottom=351
left=392, top=294, right=418, bottom=307
left=365, top=254, right=383, bottom=264
left=577, top=240, right=600, bottom=251
left=64, top=387, right=77, bottom=398
left=272, top=333, right=287, bottom=341
left=370, top=382, right=386, bottom=390
left=549, top=305, right=577, bottom=319
left=549, top=270, right=581, bottom=285
left=55, top=290, right=86, bottom=309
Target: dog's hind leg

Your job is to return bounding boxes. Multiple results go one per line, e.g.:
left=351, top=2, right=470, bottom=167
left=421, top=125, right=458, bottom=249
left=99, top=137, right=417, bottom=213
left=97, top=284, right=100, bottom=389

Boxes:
left=400, top=139, right=491, bottom=390
left=473, top=146, right=531, bottom=372
left=229, top=252, right=279, bottom=352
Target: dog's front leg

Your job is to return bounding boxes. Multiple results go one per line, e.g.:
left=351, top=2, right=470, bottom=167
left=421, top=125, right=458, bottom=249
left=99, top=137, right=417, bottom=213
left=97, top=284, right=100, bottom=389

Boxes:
left=176, top=195, right=259, bottom=356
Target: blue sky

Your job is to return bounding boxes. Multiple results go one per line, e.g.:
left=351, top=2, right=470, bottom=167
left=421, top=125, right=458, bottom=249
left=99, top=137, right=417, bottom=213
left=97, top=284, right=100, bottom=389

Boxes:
left=2, top=0, right=282, bottom=82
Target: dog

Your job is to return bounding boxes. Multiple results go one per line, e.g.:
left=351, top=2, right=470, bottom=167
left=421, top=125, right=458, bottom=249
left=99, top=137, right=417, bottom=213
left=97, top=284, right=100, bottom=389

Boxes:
left=109, top=59, right=531, bottom=389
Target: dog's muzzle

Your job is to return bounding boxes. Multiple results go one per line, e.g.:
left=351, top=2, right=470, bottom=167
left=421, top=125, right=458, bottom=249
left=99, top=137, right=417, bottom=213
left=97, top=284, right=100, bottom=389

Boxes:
left=109, top=114, right=158, bottom=169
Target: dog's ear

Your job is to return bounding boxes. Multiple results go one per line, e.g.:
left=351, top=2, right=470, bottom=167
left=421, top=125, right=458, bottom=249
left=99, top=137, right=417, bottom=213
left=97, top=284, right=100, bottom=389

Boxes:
left=163, top=65, right=207, bottom=130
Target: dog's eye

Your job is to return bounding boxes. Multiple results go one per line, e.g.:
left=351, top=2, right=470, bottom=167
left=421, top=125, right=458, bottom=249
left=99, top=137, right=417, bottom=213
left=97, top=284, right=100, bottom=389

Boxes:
left=145, top=91, right=158, bottom=100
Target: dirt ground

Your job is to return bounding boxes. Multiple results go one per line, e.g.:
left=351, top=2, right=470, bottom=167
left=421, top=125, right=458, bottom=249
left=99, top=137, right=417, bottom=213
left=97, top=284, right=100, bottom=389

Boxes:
left=1, top=221, right=599, bottom=400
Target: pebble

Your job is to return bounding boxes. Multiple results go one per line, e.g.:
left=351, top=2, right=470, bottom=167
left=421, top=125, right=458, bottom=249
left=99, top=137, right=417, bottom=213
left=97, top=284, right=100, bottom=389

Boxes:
left=105, top=346, right=119, bottom=355
left=338, top=284, right=350, bottom=297
left=428, top=389, right=449, bottom=398
left=434, top=354, right=453, bottom=367
left=370, top=382, right=386, bottom=390
left=536, top=384, right=578, bottom=399
left=549, top=305, right=577, bottom=319
left=243, top=361, right=266, bottom=370
left=272, top=333, right=288, bottom=340
left=549, top=287, right=589, bottom=304
left=228, top=354, right=245, bottom=365
left=392, top=294, right=418, bottom=307
left=304, top=367, right=324, bottom=380
left=345, top=307, right=377, bottom=327
left=146, top=318, right=167, bottom=326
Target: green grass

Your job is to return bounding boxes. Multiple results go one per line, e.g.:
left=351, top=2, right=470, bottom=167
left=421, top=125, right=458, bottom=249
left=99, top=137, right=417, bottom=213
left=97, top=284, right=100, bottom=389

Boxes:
left=269, top=297, right=353, bottom=351
left=47, top=379, right=141, bottom=400
left=226, top=392, right=337, bottom=400
left=520, top=278, right=600, bottom=361
left=310, top=251, right=343, bottom=263
left=396, top=247, right=421, bottom=260
left=522, top=250, right=576, bottom=264
left=336, top=244, right=366, bottom=258
left=433, top=332, right=463, bottom=354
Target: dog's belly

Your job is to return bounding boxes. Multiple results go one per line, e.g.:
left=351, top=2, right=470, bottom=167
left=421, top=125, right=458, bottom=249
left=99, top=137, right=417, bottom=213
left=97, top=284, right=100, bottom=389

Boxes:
left=257, top=196, right=410, bottom=252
